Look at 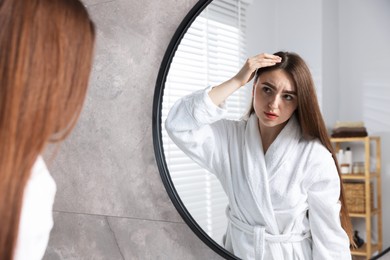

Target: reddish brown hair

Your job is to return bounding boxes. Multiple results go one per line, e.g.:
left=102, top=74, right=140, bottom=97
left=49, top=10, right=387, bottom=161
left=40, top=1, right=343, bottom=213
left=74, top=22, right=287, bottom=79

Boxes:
left=0, top=0, right=95, bottom=258
left=245, top=51, right=354, bottom=245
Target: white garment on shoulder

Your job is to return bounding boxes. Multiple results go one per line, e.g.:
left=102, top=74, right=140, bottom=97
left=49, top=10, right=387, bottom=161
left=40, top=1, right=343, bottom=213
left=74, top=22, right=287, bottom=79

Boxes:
left=14, top=156, right=57, bottom=260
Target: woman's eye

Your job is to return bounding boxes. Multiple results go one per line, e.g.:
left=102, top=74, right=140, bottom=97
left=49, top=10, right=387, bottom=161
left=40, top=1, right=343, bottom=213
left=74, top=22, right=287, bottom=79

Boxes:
left=262, top=86, right=272, bottom=93
left=284, top=94, right=294, bottom=101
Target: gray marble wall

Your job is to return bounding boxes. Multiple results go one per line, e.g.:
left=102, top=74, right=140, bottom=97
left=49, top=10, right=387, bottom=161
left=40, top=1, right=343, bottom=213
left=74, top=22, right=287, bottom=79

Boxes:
left=43, top=1, right=222, bottom=259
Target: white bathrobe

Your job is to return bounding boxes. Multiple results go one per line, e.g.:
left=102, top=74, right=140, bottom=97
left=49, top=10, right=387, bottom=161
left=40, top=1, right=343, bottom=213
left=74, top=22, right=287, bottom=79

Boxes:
left=165, top=86, right=351, bottom=260
left=14, top=156, right=56, bottom=260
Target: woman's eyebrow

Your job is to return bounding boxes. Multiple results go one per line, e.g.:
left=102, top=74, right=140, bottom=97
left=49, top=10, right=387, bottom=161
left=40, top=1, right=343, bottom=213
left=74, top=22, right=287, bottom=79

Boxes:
left=262, top=81, right=297, bottom=95
left=283, top=90, right=297, bottom=95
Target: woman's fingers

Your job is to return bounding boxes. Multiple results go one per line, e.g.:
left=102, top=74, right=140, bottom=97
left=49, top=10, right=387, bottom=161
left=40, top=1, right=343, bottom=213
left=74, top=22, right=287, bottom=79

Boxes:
left=247, top=60, right=278, bottom=70
left=234, top=53, right=281, bottom=86
left=247, top=53, right=281, bottom=70
left=255, top=53, right=281, bottom=61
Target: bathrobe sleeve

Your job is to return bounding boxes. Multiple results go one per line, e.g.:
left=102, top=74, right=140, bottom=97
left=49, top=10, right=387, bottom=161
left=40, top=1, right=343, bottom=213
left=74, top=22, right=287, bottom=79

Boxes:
left=165, top=86, right=229, bottom=177
left=307, top=145, right=351, bottom=260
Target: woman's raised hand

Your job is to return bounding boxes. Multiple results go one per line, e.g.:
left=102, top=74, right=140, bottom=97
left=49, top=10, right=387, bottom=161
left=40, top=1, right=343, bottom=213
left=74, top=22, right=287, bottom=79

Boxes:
left=233, top=53, right=281, bottom=87
left=208, top=53, right=281, bottom=106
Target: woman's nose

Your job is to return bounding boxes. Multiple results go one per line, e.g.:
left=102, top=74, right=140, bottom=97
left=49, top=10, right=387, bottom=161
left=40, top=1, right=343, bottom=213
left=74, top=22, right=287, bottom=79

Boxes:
left=268, top=96, right=279, bottom=109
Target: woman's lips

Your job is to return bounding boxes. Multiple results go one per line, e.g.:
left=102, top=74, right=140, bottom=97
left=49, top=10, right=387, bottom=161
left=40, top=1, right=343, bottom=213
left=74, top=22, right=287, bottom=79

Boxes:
left=264, top=112, right=278, bottom=119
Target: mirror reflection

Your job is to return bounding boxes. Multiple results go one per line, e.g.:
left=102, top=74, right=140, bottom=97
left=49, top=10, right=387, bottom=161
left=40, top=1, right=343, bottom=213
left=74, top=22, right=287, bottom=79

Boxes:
left=161, top=0, right=390, bottom=259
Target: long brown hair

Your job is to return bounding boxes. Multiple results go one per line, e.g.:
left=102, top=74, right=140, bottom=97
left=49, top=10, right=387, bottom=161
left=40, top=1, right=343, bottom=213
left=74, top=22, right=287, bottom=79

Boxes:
left=0, top=0, right=95, bottom=258
left=244, top=51, right=354, bottom=244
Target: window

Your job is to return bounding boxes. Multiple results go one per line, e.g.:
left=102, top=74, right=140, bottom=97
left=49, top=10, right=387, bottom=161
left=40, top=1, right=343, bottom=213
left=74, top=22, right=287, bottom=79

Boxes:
left=161, top=0, right=249, bottom=244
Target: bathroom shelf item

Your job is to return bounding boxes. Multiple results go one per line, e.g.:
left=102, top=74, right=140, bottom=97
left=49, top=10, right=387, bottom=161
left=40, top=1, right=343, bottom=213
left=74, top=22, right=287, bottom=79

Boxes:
left=343, top=182, right=374, bottom=213
left=330, top=136, right=382, bottom=260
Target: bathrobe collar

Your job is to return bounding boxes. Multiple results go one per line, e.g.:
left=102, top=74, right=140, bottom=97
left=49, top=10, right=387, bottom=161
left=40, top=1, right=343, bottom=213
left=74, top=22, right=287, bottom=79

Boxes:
left=263, top=114, right=302, bottom=179
left=243, top=113, right=302, bottom=234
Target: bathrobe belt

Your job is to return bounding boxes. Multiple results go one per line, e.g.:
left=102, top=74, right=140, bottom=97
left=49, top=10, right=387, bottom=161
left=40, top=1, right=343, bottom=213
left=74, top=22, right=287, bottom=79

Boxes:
left=226, top=207, right=311, bottom=260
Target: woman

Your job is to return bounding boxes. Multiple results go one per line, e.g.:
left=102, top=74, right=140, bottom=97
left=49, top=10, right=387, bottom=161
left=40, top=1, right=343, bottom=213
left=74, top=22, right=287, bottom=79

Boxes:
left=0, top=0, right=95, bottom=259
left=165, top=52, right=353, bottom=259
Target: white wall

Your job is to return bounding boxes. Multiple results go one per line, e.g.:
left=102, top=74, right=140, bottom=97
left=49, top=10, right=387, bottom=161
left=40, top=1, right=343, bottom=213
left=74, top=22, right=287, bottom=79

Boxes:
left=246, top=0, right=323, bottom=108
left=321, top=0, right=339, bottom=128
left=246, top=0, right=390, bottom=250
left=246, top=0, right=277, bottom=56
left=338, top=0, right=390, bottom=248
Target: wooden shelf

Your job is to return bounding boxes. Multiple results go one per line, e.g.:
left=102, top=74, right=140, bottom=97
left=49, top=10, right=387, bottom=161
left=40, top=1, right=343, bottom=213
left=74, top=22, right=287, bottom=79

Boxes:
left=331, top=136, right=380, bottom=143
left=341, top=173, right=379, bottom=180
left=349, top=208, right=380, bottom=218
left=351, top=243, right=379, bottom=256
left=330, top=136, right=382, bottom=259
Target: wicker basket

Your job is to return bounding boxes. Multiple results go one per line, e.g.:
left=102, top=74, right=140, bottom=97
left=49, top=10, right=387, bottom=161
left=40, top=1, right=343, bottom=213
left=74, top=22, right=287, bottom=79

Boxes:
left=343, top=182, right=374, bottom=213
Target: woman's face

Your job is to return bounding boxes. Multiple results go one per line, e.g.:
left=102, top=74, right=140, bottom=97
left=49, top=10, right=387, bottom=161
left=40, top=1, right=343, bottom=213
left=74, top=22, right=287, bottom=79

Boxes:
left=252, top=69, right=298, bottom=130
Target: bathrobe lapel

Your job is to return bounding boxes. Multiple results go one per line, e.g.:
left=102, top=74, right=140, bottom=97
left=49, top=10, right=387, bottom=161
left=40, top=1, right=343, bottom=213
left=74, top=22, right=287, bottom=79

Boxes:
left=243, top=113, right=279, bottom=233
left=265, top=115, right=302, bottom=181
left=243, top=113, right=302, bottom=259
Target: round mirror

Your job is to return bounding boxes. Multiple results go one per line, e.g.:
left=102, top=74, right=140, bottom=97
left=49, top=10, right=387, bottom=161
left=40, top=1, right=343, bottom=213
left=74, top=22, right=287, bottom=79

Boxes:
left=153, top=0, right=390, bottom=259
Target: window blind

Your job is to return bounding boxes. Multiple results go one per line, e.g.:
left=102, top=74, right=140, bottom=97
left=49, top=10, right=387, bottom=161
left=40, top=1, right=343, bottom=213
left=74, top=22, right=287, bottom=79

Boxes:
left=161, top=0, right=249, bottom=244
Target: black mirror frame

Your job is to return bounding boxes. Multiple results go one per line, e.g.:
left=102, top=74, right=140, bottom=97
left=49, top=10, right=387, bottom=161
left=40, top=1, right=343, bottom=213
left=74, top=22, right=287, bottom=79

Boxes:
left=152, top=0, right=239, bottom=259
